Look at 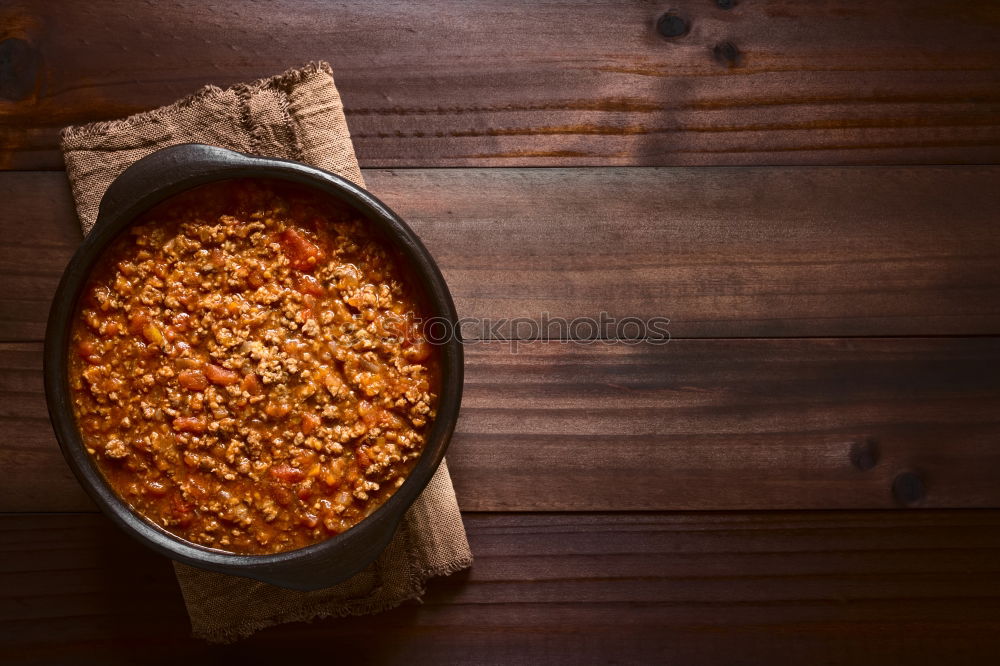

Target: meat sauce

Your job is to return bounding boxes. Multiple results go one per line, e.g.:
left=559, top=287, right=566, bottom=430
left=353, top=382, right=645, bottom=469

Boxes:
left=68, top=179, right=439, bottom=554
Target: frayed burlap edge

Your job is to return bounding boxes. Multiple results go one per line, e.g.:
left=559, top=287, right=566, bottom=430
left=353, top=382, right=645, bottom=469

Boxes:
left=60, top=61, right=334, bottom=146
left=191, top=517, right=474, bottom=644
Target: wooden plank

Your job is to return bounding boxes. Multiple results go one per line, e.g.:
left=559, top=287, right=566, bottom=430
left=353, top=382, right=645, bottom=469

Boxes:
left=1, top=511, right=999, bottom=663
left=0, top=173, right=82, bottom=342
left=4, top=336, right=999, bottom=512
left=2, top=1, right=999, bottom=169
left=3, top=167, right=1000, bottom=342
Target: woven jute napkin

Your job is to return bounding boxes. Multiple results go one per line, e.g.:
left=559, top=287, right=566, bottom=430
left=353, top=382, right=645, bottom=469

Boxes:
left=60, top=62, right=472, bottom=643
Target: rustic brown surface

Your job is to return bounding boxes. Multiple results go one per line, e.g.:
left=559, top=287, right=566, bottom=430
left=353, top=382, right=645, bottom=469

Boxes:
left=2, top=511, right=1000, bottom=664
left=3, top=337, right=999, bottom=512
left=3, top=166, right=1000, bottom=342
left=2, top=0, right=1000, bottom=662
left=2, top=0, right=1000, bottom=169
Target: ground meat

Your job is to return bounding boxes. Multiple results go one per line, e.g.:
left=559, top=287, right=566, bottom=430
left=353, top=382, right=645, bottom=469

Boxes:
left=69, top=179, right=439, bottom=554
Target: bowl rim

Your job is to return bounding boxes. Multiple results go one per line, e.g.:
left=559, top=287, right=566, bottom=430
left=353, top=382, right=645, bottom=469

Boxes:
left=43, top=143, right=463, bottom=574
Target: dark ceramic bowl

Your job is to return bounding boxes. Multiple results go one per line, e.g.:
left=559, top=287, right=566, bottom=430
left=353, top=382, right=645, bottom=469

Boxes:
left=44, top=144, right=463, bottom=591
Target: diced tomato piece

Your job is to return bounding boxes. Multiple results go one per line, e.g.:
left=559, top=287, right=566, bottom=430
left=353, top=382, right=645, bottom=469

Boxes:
left=301, top=412, right=321, bottom=435
left=171, top=494, right=191, bottom=514
left=241, top=373, right=262, bottom=395
left=173, top=416, right=207, bottom=433
left=296, top=274, right=325, bottom=296
left=177, top=369, right=209, bottom=391
left=83, top=283, right=107, bottom=309
left=299, top=512, right=320, bottom=528
left=357, top=401, right=384, bottom=426
left=378, top=410, right=405, bottom=430
left=283, top=339, right=307, bottom=356
left=297, top=483, right=315, bottom=502
left=278, top=228, right=324, bottom=272
left=356, top=449, right=371, bottom=469
left=270, top=484, right=294, bottom=507
left=204, top=363, right=240, bottom=385
left=77, top=339, right=97, bottom=359
left=270, top=464, right=305, bottom=484
left=265, top=401, right=292, bottom=419
left=170, top=494, right=194, bottom=527
left=128, top=311, right=151, bottom=335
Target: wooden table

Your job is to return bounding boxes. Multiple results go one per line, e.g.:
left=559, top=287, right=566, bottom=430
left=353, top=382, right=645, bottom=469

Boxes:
left=2, top=1, right=999, bottom=662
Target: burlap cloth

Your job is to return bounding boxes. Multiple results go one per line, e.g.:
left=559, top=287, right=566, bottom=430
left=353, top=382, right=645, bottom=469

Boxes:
left=60, top=62, right=472, bottom=643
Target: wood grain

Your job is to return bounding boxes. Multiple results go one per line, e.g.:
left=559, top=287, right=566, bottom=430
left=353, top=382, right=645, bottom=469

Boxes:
left=5, top=336, right=999, bottom=512
left=2, top=511, right=999, bottom=664
left=3, top=166, right=1000, bottom=342
left=2, top=1, right=1000, bottom=169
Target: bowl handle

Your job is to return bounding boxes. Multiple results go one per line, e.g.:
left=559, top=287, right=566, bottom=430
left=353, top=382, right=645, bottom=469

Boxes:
left=96, top=143, right=254, bottom=227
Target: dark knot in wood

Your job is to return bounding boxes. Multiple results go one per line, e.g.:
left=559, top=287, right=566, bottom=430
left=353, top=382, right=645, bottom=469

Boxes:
left=849, top=438, right=880, bottom=471
left=713, top=41, right=741, bottom=67
left=0, top=38, right=39, bottom=102
left=656, top=13, right=690, bottom=39
left=892, top=471, right=926, bottom=506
